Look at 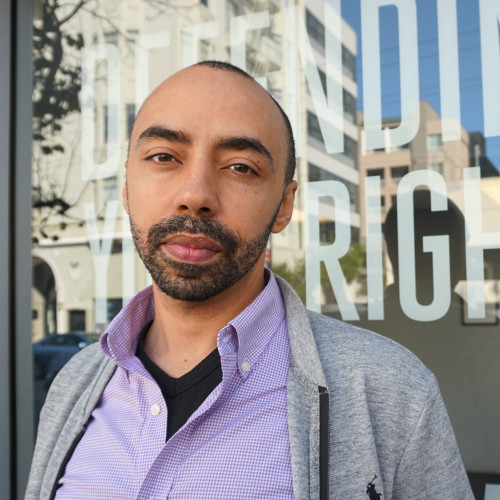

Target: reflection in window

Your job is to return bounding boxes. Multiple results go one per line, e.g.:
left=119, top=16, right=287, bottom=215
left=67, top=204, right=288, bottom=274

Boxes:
left=366, top=168, right=384, bottom=179
left=306, top=9, right=324, bottom=50
left=69, top=310, right=86, bottom=332
left=319, top=222, right=359, bottom=245
left=312, top=68, right=357, bottom=124
left=308, top=163, right=359, bottom=212
left=104, top=29, right=118, bottom=45
left=320, top=221, right=335, bottom=244
left=342, top=45, right=355, bottom=81
left=343, top=90, right=357, bottom=124
left=199, top=39, right=210, bottom=60
left=307, top=111, right=323, bottom=143
left=106, top=298, right=123, bottom=323
left=126, top=103, right=135, bottom=139
left=427, top=133, right=443, bottom=148
left=429, top=162, right=444, bottom=175
left=307, top=112, right=357, bottom=161
left=391, top=166, right=409, bottom=178
left=344, top=135, right=357, bottom=161
left=305, top=9, right=355, bottom=80
left=103, top=105, right=108, bottom=143
left=103, top=176, right=118, bottom=201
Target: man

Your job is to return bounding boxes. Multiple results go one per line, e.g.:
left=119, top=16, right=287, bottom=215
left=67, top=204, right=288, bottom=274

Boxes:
left=26, top=61, right=473, bottom=499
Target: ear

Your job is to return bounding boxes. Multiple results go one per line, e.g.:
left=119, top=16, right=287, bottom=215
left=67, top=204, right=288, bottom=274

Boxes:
left=271, top=180, right=297, bottom=234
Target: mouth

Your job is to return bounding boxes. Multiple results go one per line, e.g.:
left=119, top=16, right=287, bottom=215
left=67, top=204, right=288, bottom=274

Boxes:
left=161, top=234, right=223, bottom=264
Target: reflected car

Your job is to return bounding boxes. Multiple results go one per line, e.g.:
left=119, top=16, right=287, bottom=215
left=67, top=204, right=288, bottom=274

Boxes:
left=33, top=332, right=100, bottom=387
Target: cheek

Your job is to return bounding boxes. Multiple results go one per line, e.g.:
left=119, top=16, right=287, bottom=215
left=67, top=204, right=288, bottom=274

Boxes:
left=127, top=180, right=173, bottom=219
left=221, top=189, right=279, bottom=236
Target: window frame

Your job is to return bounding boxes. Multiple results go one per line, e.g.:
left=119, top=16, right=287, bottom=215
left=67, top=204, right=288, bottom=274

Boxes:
left=0, top=0, right=35, bottom=498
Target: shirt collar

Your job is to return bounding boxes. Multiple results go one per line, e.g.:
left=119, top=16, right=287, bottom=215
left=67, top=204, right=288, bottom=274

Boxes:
left=101, top=270, right=286, bottom=378
left=100, top=286, right=155, bottom=368
left=224, top=270, right=286, bottom=379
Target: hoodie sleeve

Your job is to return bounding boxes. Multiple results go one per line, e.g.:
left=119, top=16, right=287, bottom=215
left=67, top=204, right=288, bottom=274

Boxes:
left=391, top=375, right=474, bottom=499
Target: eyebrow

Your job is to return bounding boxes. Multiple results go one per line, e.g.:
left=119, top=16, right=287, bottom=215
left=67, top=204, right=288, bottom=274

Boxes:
left=135, top=125, right=273, bottom=166
left=135, top=126, right=191, bottom=149
left=215, top=136, right=274, bottom=166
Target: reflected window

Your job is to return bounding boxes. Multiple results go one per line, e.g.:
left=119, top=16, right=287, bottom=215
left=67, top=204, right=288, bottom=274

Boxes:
left=342, top=45, right=355, bottom=80
left=307, top=111, right=323, bottom=143
left=308, top=163, right=359, bottom=212
left=306, top=9, right=325, bottom=52
left=126, top=103, right=135, bottom=139
left=69, top=310, right=86, bottom=332
left=104, top=29, right=118, bottom=45
left=366, top=168, right=384, bottom=179
left=313, top=68, right=357, bottom=124
left=427, top=134, right=443, bottom=148
left=344, top=135, right=357, bottom=161
left=429, top=162, right=444, bottom=175
left=391, top=166, right=409, bottom=178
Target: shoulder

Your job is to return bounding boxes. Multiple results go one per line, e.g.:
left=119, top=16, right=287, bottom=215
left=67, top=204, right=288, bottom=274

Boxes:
left=41, top=342, right=114, bottom=423
left=28, top=344, right=115, bottom=499
left=49, top=342, right=109, bottom=389
left=307, top=310, right=434, bottom=404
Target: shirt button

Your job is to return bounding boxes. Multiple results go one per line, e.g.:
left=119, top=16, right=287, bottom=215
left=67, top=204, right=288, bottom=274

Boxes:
left=241, top=361, right=251, bottom=372
left=151, top=404, right=161, bottom=416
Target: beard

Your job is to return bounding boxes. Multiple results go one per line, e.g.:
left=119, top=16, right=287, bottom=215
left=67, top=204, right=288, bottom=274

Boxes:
left=129, top=213, right=276, bottom=302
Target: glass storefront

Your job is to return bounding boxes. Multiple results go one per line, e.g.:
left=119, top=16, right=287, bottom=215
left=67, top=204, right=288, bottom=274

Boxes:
left=24, top=0, right=500, bottom=497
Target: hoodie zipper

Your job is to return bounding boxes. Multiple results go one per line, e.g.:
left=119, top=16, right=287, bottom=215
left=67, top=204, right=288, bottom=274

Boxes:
left=49, top=424, right=87, bottom=500
left=319, top=386, right=330, bottom=500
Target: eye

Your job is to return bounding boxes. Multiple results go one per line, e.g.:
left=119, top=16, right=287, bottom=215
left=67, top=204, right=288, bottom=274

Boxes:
left=229, top=164, right=257, bottom=176
left=146, top=153, right=176, bottom=164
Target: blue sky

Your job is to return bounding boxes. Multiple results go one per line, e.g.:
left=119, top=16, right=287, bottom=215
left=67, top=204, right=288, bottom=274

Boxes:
left=341, top=0, right=500, bottom=169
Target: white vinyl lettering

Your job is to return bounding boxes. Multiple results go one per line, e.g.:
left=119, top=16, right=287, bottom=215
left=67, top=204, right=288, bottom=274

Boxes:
left=361, top=0, right=420, bottom=150
left=305, top=181, right=359, bottom=320
left=135, top=32, right=171, bottom=110
left=284, top=2, right=344, bottom=157
left=397, top=170, right=451, bottom=321
left=463, top=167, right=500, bottom=317
left=230, top=12, right=270, bottom=88
left=437, top=0, right=461, bottom=141
left=81, top=44, right=121, bottom=181
left=182, top=22, right=218, bottom=67
left=365, top=176, right=384, bottom=319
left=84, top=201, right=119, bottom=326
left=479, top=0, right=500, bottom=137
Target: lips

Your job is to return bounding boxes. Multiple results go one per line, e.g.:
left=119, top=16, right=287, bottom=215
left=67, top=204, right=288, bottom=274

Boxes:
left=162, top=234, right=223, bottom=264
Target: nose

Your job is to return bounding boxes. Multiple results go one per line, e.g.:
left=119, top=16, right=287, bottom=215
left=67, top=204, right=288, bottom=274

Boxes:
left=173, top=158, right=219, bottom=217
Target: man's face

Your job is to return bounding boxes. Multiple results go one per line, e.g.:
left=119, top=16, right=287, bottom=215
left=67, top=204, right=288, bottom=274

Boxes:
left=124, top=66, right=296, bottom=301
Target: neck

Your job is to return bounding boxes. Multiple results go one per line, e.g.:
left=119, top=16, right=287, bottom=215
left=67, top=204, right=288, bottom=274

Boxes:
left=143, top=264, right=267, bottom=378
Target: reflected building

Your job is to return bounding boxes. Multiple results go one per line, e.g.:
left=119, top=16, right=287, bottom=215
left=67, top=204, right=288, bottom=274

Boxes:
left=359, top=101, right=470, bottom=238
left=30, top=0, right=359, bottom=337
left=358, top=100, right=499, bottom=286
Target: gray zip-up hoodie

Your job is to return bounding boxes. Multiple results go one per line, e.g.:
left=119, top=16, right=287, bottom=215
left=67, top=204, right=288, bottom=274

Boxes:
left=25, top=276, right=473, bottom=499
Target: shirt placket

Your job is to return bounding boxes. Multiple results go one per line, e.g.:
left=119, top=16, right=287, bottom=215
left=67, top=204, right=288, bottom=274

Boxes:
left=136, top=331, right=238, bottom=499
left=132, top=371, right=169, bottom=487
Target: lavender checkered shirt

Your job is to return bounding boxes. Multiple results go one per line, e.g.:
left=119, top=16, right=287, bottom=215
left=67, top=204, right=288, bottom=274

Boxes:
left=55, top=271, right=293, bottom=499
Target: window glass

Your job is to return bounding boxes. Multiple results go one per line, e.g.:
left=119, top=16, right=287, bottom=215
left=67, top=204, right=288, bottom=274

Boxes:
left=30, top=0, right=500, bottom=495
left=391, top=165, right=409, bottom=178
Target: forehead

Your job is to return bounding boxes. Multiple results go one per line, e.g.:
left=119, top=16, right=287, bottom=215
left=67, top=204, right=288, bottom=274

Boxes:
left=132, top=67, right=287, bottom=160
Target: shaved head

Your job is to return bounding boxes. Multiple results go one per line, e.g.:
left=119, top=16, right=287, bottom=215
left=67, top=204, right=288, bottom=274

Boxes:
left=130, top=60, right=296, bottom=185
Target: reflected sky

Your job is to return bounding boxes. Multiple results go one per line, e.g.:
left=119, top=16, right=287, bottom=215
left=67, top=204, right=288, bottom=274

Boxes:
left=341, top=0, right=499, bottom=169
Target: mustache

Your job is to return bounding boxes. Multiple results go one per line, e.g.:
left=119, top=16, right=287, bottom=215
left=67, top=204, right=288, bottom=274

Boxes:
left=147, top=215, right=238, bottom=253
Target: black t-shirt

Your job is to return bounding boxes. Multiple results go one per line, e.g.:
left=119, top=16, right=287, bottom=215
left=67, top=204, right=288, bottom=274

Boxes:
left=136, top=325, right=223, bottom=441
